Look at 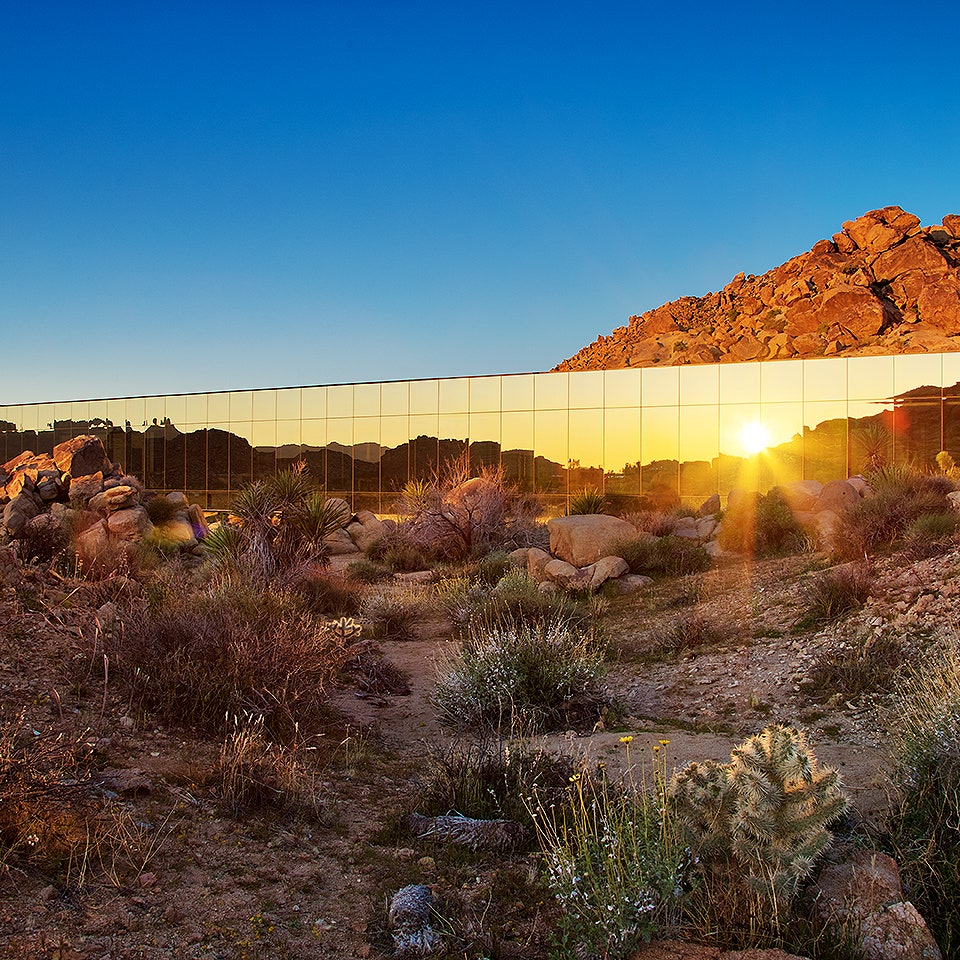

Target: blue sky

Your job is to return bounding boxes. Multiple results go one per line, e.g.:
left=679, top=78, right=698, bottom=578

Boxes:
left=3, top=2, right=960, bottom=403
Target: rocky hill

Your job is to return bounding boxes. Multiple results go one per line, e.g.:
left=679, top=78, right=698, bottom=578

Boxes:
left=554, top=206, right=960, bottom=371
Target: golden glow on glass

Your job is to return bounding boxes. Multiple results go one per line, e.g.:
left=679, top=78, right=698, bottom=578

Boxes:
left=739, top=420, right=771, bottom=455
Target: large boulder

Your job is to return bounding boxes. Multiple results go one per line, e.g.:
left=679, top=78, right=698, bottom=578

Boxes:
left=816, top=479, right=860, bottom=513
left=0, top=545, right=21, bottom=586
left=543, top=558, right=590, bottom=590
left=3, top=494, right=41, bottom=537
left=90, top=485, right=140, bottom=514
left=346, top=510, right=387, bottom=552
left=547, top=515, right=636, bottom=566
left=53, top=435, right=110, bottom=479
left=69, top=472, right=104, bottom=503
left=526, top=547, right=553, bottom=581
left=107, top=506, right=153, bottom=541
left=810, top=850, right=942, bottom=960
left=584, top=555, right=629, bottom=591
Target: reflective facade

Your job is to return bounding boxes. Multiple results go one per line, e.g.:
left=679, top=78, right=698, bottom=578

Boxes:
left=4, top=353, right=960, bottom=512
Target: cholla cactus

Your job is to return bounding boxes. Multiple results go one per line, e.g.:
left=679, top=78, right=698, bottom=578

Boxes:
left=669, top=724, right=849, bottom=906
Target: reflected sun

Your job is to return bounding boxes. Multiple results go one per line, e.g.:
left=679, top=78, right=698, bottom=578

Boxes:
left=739, top=420, right=771, bottom=455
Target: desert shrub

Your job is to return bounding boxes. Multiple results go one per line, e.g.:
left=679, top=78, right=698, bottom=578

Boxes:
left=608, top=534, right=710, bottom=579
left=797, top=562, right=872, bottom=628
left=360, top=584, right=427, bottom=641
left=717, top=488, right=807, bottom=557
left=345, top=557, right=392, bottom=583
left=532, top=738, right=693, bottom=958
left=112, top=577, right=346, bottom=740
left=670, top=724, right=848, bottom=916
left=478, top=567, right=595, bottom=632
left=143, top=494, right=182, bottom=525
left=624, top=510, right=677, bottom=537
left=568, top=488, right=610, bottom=515
left=218, top=716, right=321, bottom=816
left=833, top=465, right=953, bottom=559
left=434, top=616, right=607, bottom=731
left=415, top=737, right=577, bottom=830
left=651, top=612, right=726, bottom=658
left=290, top=569, right=364, bottom=616
left=805, top=628, right=905, bottom=701
left=16, top=516, right=70, bottom=565
left=474, top=548, right=512, bottom=585
left=904, top=510, right=959, bottom=555
left=207, top=464, right=349, bottom=581
left=394, top=453, right=538, bottom=560
left=887, top=641, right=960, bottom=954
left=365, top=528, right=434, bottom=572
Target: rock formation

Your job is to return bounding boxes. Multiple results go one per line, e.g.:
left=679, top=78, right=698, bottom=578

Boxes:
left=555, top=207, right=960, bottom=371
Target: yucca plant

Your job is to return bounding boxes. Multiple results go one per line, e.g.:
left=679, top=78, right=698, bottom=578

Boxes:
left=568, top=487, right=610, bottom=515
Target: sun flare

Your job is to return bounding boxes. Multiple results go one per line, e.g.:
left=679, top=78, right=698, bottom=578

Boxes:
left=739, top=420, right=771, bottom=456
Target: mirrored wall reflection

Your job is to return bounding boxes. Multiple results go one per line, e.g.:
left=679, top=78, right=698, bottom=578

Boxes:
left=5, top=353, right=960, bottom=510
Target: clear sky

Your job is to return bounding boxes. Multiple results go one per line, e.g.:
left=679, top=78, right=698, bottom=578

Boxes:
left=3, top=2, right=960, bottom=404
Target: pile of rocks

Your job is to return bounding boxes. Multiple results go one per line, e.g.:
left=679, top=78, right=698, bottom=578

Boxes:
left=557, top=207, right=960, bottom=370
left=1, top=435, right=209, bottom=561
left=506, top=476, right=878, bottom=594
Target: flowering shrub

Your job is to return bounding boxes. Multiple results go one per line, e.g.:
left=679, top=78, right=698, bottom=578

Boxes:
left=433, top=616, right=607, bottom=731
left=530, top=738, right=693, bottom=958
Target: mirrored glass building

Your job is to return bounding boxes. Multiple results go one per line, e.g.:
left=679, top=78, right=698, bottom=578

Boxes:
left=4, top=352, right=960, bottom=512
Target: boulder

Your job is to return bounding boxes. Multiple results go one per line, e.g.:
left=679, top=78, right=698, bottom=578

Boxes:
left=165, top=491, right=189, bottom=509
left=188, top=504, right=211, bottom=539
left=618, top=573, right=654, bottom=594
left=810, top=851, right=942, bottom=960
left=90, top=485, right=140, bottom=514
left=346, top=510, right=387, bottom=552
left=547, top=515, right=636, bottom=566
left=53, top=435, right=109, bottom=479
left=698, top=494, right=720, bottom=516
left=151, top=518, right=197, bottom=549
left=696, top=516, right=718, bottom=540
left=508, top=547, right=529, bottom=568
left=780, top=480, right=824, bottom=512
left=584, top=555, right=629, bottom=591
left=846, top=475, right=873, bottom=498
left=3, top=494, right=41, bottom=537
left=323, top=528, right=360, bottom=555
left=672, top=516, right=700, bottom=540
left=324, top=497, right=352, bottom=528
left=526, top=547, right=553, bottom=581
left=69, top=472, right=103, bottom=503
left=0, top=545, right=22, bottom=586
left=76, top=520, right=110, bottom=557
left=816, top=479, right=860, bottom=513
left=543, top=558, right=590, bottom=590
left=107, top=506, right=153, bottom=541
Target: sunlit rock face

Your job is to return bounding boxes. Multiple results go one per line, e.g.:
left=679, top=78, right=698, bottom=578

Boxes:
left=555, top=207, right=960, bottom=371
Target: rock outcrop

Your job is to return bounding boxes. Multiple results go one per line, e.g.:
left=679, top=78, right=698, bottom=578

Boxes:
left=556, top=208, right=960, bottom=372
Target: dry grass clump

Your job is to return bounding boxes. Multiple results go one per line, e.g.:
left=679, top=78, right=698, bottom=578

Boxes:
left=290, top=568, right=365, bottom=616
left=111, top=575, right=347, bottom=741
left=805, top=630, right=905, bottom=702
left=360, top=584, right=428, bottom=641
left=218, top=716, right=322, bottom=816
left=651, top=612, right=726, bottom=658
left=716, top=488, right=808, bottom=557
left=0, top=712, right=148, bottom=885
left=610, top=534, right=711, bottom=578
left=797, top=562, right=872, bottom=629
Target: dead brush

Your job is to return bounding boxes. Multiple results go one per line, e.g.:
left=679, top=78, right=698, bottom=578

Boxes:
left=796, top=562, right=872, bottom=629
left=0, top=712, right=152, bottom=886
left=218, top=715, right=322, bottom=817
left=651, top=613, right=726, bottom=658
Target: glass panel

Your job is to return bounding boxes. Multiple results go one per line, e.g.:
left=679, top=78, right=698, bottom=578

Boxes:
left=252, top=390, right=276, bottom=421
left=849, top=413, right=893, bottom=474
left=641, top=366, right=679, bottom=406
left=276, top=388, right=300, bottom=421
left=229, top=391, right=253, bottom=421
left=381, top=381, right=409, bottom=416
left=569, top=371, right=604, bottom=409
left=107, top=398, right=127, bottom=427
left=165, top=424, right=185, bottom=490
left=895, top=354, right=942, bottom=397
left=88, top=400, right=107, bottom=424
left=409, top=418, right=439, bottom=482
left=679, top=364, right=719, bottom=405
left=719, top=362, right=760, bottom=405
left=228, top=420, right=254, bottom=445
left=642, top=405, right=679, bottom=465
left=354, top=383, right=381, bottom=418
left=185, top=429, right=207, bottom=500
left=761, top=359, right=803, bottom=403
left=569, top=408, right=604, bottom=492
left=534, top=409, right=568, bottom=470
left=944, top=399, right=960, bottom=460
left=165, top=395, right=186, bottom=429
left=804, top=358, right=844, bottom=402
left=604, top=369, right=640, bottom=408
left=848, top=396, right=894, bottom=424
left=301, top=419, right=326, bottom=450
left=229, top=433, right=253, bottom=490
left=680, top=404, right=719, bottom=465
left=353, top=418, right=380, bottom=490
left=143, top=397, right=166, bottom=430
left=439, top=414, right=468, bottom=466
left=803, top=401, right=847, bottom=481
left=719, top=404, right=762, bottom=460
left=848, top=356, right=894, bottom=401
left=143, top=424, right=165, bottom=488
left=943, top=353, right=960, bottom=396
left=439, top=378, right=469, bottom=413
left=894, top=399, right=942, bottom=469
left=276, top=419, right=301, bottom=447
left=252, top=420, right=276, bottom=450
left=207, top=426, right=229, bottom=492
left=502, top=410, right=534, bottom=455
left=410, top=380, right=439, bottom=414
left=470, top=376, right=501, bottom=413
left=184, top=394, right=208, bottom=424
left=604, top=407, right=640, bottom=478
left=381, top=417, right=409, bottom=493
left=534, top=372, right=568, bottom=410
left=301, top=386, right=327, bottom=420
left=501, top=374, right=534, bottom=411
left=207, top=392, right=230, bottom=422
left=469, top=412, right=501, bottom=471
left=327, top=384, right=354, bottom=419
left=20, top=405, right=41, bottom=432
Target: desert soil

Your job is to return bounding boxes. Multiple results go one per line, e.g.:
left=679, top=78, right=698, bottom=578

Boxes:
left=1, top=543, right=941, bottom=959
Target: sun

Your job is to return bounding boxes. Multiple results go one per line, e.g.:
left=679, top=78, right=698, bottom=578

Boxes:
left=739, top=420, right=771, bottom=456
